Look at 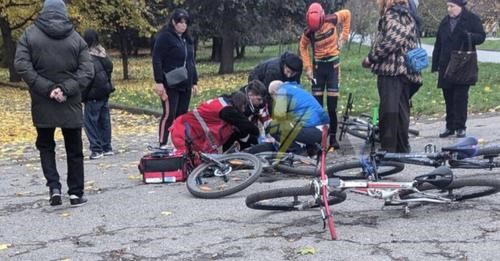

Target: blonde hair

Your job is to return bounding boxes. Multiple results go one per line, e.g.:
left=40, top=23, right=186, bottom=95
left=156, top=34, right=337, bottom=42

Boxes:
left=377, top=0, right=409, bottom=16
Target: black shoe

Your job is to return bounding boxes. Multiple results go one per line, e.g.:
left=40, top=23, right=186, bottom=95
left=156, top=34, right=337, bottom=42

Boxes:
left=456, top=129, right=466, bottom=138
left=49, top=188, right=62, bottom=206
left=329, top=135, right=340, bottom=150
left=69, top=195, right=88, bottom=207
left=439, top=129, right=455, bottom=138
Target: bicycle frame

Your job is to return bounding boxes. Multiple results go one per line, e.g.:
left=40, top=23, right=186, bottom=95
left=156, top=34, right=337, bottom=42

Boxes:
left=328, top=178, right=453, bottom=204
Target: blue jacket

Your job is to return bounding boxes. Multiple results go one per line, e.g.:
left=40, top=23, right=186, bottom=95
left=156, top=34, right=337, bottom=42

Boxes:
left=273, top=82, right=329, bottom=128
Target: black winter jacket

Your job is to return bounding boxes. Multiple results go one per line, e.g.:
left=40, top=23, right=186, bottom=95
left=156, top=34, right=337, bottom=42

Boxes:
left=14, top=8, right=94, bottom=128
left=248, top=52, right=302, bottom=89
left=431, top=8, right=485, bottom=88
left=83, top=55, right=114, bottom=102
left=152, top=28, right=198, bottom=90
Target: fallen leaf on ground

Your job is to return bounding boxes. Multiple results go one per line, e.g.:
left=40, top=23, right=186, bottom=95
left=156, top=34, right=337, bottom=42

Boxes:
left=60, top=213, right=71, bottom=218
left=297, top=246, right=317, bottom=255
left=161, top=211, right=172, bottom=216
left=0, top=243, right=12, bottom=251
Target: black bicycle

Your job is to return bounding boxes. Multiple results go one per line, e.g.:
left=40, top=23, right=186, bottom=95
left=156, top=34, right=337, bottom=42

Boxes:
left=338, top=93, right=419, bottom=142
left=183, top=124, right=263, bottom=199
left=246, top=127, right=500, bottom=239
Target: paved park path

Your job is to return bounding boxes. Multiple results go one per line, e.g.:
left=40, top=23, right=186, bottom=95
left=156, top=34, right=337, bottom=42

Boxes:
left=1, top=107, right=500, bottom=260
left=421, top=43, right=500, bottom=64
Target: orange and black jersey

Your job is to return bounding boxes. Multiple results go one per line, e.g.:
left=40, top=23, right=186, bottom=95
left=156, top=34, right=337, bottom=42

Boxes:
left=299, top=9, right=351, bottom=72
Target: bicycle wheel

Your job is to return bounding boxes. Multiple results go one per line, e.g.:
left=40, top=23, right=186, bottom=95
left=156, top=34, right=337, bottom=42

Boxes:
left=325, top=160, right=404, bottom=180
left=245, top=184, right=347, bottom=211
left=409, top=128, right=419, bottom=137
left=345, top=124, right=369, bottom=140
left=186, top=153, right=263, bottom=199
left=255, top=151, right=318, bottom=175
left=345, top=124, right=419, bottom=140
left=401, top=177, right=500, bottom=201
left=476, top=146, right=500, bottom=157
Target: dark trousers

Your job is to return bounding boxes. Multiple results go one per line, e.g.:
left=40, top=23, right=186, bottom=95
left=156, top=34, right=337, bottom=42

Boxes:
left=442, top=86, right=470, bottom=131
left=159, top=88, right=191, bottom=146
left=313, top=60, right=340, bottom=135
left=83, top=99, right=112, bottom=153
left=36, top=127, right=84, bottom=197
left=377, top=76, right=411, bottom=153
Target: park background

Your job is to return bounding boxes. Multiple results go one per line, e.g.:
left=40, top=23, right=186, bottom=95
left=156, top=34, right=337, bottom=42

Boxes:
left=0, top=0, right=499, bottom=148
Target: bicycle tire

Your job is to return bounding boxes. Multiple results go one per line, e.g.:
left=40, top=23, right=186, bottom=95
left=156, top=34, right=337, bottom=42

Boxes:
left=325, top=160, right=404, bottom=180
left=345, top=124, right=369, bottom=140
left=245, top=184, right=347, bottom=211
left=345, top=123, right=419, bottom=141
left=409, top=128, right=419, bottom=137
left=255, top=151, right=318, bottom=175
left=186, top=153, right=263, bottom=199
left=401, top=177, right=500, bottom=201
left=476, top=146, right=500, bottom=157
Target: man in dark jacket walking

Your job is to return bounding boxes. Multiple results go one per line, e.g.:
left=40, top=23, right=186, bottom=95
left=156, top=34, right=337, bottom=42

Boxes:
left=14, top=0, right=94, bottom=207
left=432, top=0, right=485, bottom=138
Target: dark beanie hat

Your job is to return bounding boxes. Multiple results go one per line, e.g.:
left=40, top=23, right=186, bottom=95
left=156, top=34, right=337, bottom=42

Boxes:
left=282, top=52, right=303, bottom=72
left=447, top=0, right=467, bottom=6
left=171, top=8, right=190, bottom=24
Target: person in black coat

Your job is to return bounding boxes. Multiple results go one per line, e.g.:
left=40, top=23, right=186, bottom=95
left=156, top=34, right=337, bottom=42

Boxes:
left=152, top=8, right=198, bottom=148
left=14, top=0, right=94, bottom=207
left=82, top=29, right=115, bottom=160
left=248, top=51, right=303, bottom=89
left=248, top=51, right=303, bottom=125
left=431, top=0, right=485, bottom=138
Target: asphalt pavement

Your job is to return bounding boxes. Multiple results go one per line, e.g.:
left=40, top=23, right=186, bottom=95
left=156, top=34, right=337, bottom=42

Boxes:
left=1, top=112, right=500, bottom=260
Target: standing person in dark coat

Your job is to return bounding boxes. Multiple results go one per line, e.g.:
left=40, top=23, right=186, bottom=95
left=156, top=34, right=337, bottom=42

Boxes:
left=432, top=0, right=485, bottom=138
left=82, top=29, right=115, bottom=160
left=152, top=8, right=198, bottom=148
left=14, top=0, right=94, bottom=207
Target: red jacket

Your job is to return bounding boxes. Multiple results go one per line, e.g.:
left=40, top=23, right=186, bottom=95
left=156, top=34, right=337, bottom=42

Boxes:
left=170, top=97, right=234, bottom=153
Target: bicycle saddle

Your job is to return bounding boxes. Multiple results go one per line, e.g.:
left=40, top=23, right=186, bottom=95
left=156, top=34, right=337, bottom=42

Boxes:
left=414, top=166, right=453, bottom=189
left=441, top=136, right=478, bottom=159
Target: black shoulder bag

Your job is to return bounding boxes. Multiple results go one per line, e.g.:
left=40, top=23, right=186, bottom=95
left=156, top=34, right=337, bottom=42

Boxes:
left=164, top=39, right=188, bottom=86
left=444, top=33, right=478, bottom=85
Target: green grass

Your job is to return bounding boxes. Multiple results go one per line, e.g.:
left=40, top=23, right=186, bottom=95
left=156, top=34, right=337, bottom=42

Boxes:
left=1, top=43, right=500, bottom=116
left=421, top=37, right=500, bottom=51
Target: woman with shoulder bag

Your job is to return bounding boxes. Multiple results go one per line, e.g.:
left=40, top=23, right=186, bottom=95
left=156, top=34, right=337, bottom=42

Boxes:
left=152, top=8, right=198, bottom=149
left=82, top=29, right=115, bottom=160
left=361, top=0, right=422, bottom=153
left=431, top=0, right=485, bottom=138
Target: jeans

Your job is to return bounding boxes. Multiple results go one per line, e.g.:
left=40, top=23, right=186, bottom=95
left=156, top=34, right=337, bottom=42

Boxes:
left=36, top=128, right=84, bottom=197
left=84, top=99, right=112, bottom=153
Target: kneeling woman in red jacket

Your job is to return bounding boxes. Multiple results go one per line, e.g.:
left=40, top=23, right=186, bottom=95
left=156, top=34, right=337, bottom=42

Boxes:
left=170, top=90, right=262, bottom=154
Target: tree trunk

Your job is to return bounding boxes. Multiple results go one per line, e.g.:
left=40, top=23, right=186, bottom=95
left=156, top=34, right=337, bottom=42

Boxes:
left=218, top=5, right=236, bottom=74
left=0, top=17, right=22, bottom=82
left=119, top=31, right=130, bottom=80
left=219, top=33, right=235, bottom=74
left=211, top=37, right=222, bottom=62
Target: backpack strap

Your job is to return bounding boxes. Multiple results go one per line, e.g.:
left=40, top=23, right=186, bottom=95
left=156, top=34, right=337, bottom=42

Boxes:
left=192, top=109, right=219, bottom=151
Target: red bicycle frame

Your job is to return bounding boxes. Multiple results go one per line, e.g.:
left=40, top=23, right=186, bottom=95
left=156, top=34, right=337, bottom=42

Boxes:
left=320, top=125, right=337, bottom=240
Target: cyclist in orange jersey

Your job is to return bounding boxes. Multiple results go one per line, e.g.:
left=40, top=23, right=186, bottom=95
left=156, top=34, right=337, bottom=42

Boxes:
left=299, top=3, right=351, bottom=149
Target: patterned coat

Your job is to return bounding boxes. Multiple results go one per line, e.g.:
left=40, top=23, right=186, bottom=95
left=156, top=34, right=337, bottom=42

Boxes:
left=368, top=4, right=422, bottom=85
